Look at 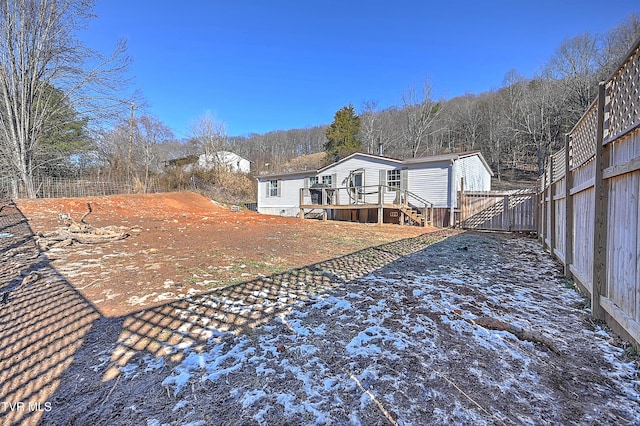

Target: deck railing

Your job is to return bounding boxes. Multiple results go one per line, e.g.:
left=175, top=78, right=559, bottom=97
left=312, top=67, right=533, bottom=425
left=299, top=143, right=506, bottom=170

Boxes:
left=299, top=184, right=433, bottom=226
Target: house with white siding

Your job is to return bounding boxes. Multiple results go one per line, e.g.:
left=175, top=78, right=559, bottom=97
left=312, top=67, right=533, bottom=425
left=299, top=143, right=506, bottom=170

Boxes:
left=256, top=151, right=492, bottom=227
left=166, top=151, right=251, bottom=174
left=195, top=151, right=251, bottom=173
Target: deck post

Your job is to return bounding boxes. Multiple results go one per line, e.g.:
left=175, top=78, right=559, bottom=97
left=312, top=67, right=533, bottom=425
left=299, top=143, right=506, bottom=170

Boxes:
left=299, top=188, right=304, bottom=220
left=378, top=185, right=384, bottom=225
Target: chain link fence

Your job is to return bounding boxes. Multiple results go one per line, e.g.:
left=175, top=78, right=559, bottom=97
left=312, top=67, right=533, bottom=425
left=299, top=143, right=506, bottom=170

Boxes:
left=0, top=176, right=164, bottom=199
left=0, top=172, right=258, bottom=212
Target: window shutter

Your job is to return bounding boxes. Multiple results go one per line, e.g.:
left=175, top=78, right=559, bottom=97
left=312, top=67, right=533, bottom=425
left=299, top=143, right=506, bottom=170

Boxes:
left=379, top=169, right=387, bottom=188
left=304, top=177, right=309, bottom=197
left=401, top=169, right=408, bottom=191
left=266, top=181, right=270, bottom=198
left=332, top=173, right=337, bottom=188
left=277, top=180, right=282, bottom=197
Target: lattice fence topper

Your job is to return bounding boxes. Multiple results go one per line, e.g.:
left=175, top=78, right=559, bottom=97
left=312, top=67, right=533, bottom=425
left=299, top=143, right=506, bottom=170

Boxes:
left=569, top=102, right=598, bottom=170
left=552, top=150, right=566, bottom=181
left=605, top=42, right=640, bottom=141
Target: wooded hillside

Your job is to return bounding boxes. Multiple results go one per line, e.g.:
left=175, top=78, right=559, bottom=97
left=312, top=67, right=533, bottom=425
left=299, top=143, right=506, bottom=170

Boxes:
left=1, top=6, right=638, bottom=197
left=226, top=15, right=640, bottom=180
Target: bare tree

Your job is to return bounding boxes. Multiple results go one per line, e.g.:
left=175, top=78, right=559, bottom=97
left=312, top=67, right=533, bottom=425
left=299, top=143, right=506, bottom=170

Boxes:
left=0, top=0, right=133, bottom=197
left=189, top=112, right=228, bottom=170
left=358, top=100, right=380, bottom=154
left=401, top=80, right=441, bottom=158
left=451, top=94, right=483, bottom=152
left=137, top=115, right=173, bottom=191
left=479, top=91, right=510, bottom=181
left=599, top=13, right=640, bottom=79
left=545, top=33, right=599, bottom=121
left=94, top=124, right=130, bottom=178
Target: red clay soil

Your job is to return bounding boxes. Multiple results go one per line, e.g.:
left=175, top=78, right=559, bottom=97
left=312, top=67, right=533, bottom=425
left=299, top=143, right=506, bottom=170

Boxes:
left=15, top=192, right=430, bottom=317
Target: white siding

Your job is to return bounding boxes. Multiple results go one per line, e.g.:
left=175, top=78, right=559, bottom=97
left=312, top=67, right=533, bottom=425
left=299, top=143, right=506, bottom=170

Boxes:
left=406, top=162, right=451, bottom=208
left=257, top=175, right=308, bottom=216
left=257, top=153, right=491, bottom=215
left=319, top=155, right=400, bottom=189
left=196, top=151, right=251, bottom=173
left=455, top=155, right=492, bottom=192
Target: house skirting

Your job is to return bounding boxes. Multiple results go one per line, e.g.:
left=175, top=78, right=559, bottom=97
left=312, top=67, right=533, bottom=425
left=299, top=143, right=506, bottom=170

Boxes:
left=299, top=205, right=457, bottom=228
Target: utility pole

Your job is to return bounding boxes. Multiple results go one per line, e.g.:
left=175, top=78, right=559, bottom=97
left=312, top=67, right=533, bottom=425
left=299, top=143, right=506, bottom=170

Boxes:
left=128, top=103, right=135, bottom=182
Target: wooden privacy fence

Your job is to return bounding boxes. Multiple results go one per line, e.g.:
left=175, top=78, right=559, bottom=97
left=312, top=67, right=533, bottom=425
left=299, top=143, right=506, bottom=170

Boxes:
left=460, top=189, right=537, bottom=232
left=538, top=38, right=640, bottom=346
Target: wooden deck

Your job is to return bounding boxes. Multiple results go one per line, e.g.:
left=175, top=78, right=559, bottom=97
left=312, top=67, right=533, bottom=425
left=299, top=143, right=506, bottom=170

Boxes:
left=298, top=185, right=432, bottom=226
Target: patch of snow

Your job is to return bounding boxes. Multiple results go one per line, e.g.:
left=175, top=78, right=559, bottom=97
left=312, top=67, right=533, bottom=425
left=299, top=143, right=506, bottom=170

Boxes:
left=275, top=393, right=302, bottom=416
left=241, top=389, right=267, bottom=408
left=172, top=400, right=187, bottom=412
left=120, top=363, right=138, bottom=379
left=141, top=233, right=640, bottom=425
left=128, top=294, right=154, bottom=305
left=143, top=355, right=165, bottom=373
left=153, top=292, right=175, bottom=302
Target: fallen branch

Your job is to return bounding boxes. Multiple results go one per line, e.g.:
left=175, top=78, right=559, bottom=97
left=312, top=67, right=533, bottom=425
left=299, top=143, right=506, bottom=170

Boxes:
left=80, top=202, right=92, bottom=224
left=35, top=204, right=130, bottom=251
left=341, top=366, right=399, bottom=426
left=100, top=373, right=121, bottom=407
left=472, top=316, right=561, bottom=354
left=428, top=365, right=508, bottom=426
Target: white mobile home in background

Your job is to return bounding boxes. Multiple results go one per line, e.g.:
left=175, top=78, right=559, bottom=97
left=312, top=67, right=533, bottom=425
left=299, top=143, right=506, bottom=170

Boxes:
left=256, top=151, right=492, bottom=227
left=195, top=151, right=251, bottom=173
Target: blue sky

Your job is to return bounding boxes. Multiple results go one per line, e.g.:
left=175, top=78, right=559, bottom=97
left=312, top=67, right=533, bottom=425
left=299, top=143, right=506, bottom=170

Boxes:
left=83, top=1, right=639, bottom=138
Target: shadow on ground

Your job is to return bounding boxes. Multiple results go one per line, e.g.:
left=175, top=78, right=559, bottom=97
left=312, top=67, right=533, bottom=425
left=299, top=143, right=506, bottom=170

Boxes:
left=0, top=199, right=453, bottom=425
left=0, top=201, right=100, bottom=425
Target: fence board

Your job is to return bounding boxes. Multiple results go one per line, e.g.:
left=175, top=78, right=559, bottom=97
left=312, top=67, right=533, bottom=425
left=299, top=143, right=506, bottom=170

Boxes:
left=551, top=175, right=566, bottom=260
left=460, top=190, right=536, bottom=231
left=571, top=187, right=595, bottom=290
left=539, top=48, right=640, bottom=345
left=605, top=131, right=640, bottom=324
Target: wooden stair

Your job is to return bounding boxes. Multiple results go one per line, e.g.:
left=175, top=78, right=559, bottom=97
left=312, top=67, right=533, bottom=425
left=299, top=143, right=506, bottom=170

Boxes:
left=400, top=206, right=429, bottom=226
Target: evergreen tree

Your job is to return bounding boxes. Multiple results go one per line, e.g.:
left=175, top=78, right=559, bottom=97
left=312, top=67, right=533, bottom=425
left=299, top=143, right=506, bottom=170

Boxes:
left=324, top=104, right=361, bottom=163
left=36, top=84, right=91, bottom=176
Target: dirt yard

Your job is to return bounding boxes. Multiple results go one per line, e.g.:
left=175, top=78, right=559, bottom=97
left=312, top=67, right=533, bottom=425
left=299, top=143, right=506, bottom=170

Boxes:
left=1, top=192, right=639, bottom=425
left=14, top=192, right=428, bottom=317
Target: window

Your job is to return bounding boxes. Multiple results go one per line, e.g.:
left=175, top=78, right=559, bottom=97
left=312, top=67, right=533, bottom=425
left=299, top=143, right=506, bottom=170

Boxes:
left=387, top=169, right=401, bottom=189
left=321, top=175, right=333, bottom=187
left=268, top=180, right=280, bottom=197
left=308, top=176, right=318, bottom=186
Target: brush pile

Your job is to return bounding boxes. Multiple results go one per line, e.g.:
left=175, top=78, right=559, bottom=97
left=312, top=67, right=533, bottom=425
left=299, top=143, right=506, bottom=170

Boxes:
left=35, top=202, right=129, bottom=251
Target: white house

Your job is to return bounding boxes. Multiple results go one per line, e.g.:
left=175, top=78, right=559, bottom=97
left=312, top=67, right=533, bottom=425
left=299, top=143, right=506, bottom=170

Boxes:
left=166, top=151, right=251, bottom=173
left=256, top=151, right=493, bottom=227
left=195, top=151, right=251, bottom=173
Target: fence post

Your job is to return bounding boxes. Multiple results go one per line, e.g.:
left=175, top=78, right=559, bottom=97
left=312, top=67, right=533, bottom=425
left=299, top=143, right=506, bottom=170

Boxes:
left=538, top=177, right=544, bottom=243
left=564, top=134, right=574, bottom=279
left=502, top=196, right=509, bottom=231
left=459, top=177, right=465, bottom=228
left=548, top=156, right=555, bottom=252
left=592, top=82, right=608, bottom=320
